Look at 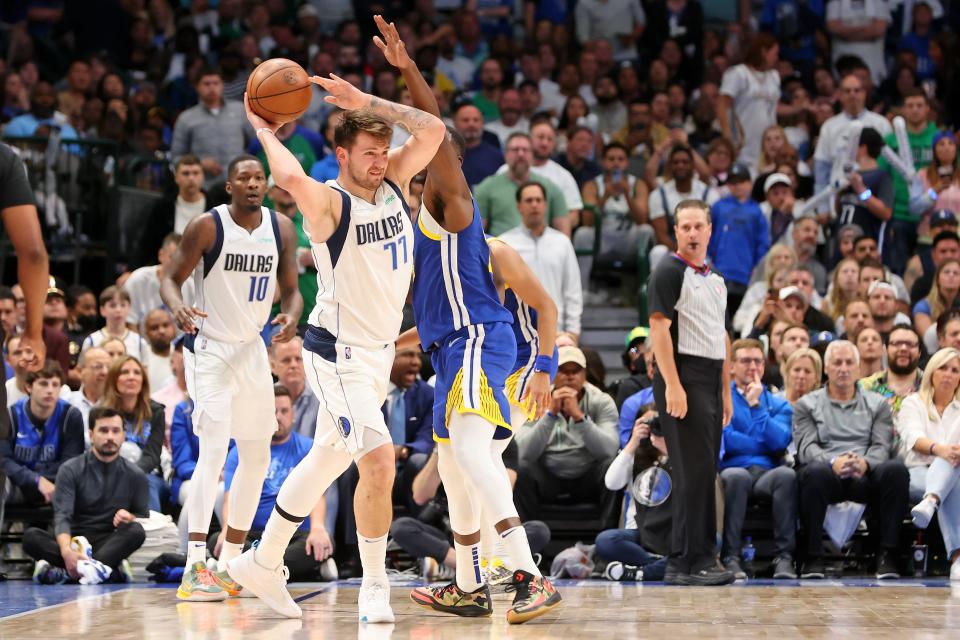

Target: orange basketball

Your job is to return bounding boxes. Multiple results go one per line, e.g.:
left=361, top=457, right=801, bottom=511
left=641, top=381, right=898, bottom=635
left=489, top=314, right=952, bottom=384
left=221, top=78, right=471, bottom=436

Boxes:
left=246, top=58, right=312, bottom=124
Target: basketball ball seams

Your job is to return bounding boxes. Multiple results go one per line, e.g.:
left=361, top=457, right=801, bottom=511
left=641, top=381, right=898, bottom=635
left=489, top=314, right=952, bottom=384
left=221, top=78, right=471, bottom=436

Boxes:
left=248, top=58, right=311, bottom=123
left=251, top=83, right=311, bottom=100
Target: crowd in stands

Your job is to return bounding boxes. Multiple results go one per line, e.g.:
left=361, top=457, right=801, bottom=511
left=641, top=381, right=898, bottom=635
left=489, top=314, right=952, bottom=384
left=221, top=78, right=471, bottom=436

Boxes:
left=3, top=0, right=960, bottom=584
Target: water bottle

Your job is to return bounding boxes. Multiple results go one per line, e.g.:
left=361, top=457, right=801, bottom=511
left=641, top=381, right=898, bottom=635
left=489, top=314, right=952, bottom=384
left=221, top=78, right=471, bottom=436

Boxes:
left=913, top=533, right=928, bottom=578
left=742, top=536, right=756, bottom=578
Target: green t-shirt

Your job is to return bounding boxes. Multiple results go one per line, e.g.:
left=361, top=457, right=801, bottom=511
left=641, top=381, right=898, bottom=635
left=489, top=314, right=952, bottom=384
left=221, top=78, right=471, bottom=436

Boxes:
left=266, top=208, right=318, bottom=326
left=257, top=133, right=316, bottom=180
left=878, top=122, right=938, bottom=222
left=474, top=173, right=568, bottom=236
left=471, top=93, right=501, bottom=123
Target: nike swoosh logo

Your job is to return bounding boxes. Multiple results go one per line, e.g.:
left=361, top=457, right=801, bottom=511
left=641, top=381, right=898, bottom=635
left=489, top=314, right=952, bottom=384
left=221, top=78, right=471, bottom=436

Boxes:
left=448, top=337, right=463, bottom=348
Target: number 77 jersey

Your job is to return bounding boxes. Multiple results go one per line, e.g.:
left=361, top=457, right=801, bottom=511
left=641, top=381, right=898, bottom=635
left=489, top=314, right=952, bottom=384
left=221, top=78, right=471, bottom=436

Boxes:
left=307, top=178, right=414, bottom=348
left=192, top=204, right=282, bottom=343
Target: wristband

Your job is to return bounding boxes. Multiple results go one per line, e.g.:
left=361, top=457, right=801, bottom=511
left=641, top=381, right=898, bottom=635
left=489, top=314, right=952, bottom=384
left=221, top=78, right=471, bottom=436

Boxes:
left=256, top=127, right=275, bottom=137
left=928, top=188, right=939, bottom=201
left=533, top=355, right=553, bottom=373
left=930, top=442, right=937, bottom=456
left=858, top=189, right=873, bottom=202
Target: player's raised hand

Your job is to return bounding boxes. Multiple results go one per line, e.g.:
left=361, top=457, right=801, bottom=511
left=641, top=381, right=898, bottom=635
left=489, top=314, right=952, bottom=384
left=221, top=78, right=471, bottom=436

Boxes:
left=310, top=74, right=371, bottom=111
left=16, top=333, right=45, bottom=372
left=373, top=15, right=412, bottom=71
left=522, top=372, right=552, bottom=421
left=244, top=93, right=281, bottom=133
left=271, top=313, right=298, bottom=343
left=172, top=304, right=208, bottom=334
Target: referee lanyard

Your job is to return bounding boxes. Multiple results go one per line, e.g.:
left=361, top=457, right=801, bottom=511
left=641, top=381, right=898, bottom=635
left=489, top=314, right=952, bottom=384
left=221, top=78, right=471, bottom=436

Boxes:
left=671, top=252, right=712, bottom=277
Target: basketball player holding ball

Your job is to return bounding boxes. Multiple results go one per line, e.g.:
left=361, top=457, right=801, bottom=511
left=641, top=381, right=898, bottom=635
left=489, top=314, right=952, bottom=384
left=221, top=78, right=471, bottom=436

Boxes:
left=227, top=62, right=446, bottom=622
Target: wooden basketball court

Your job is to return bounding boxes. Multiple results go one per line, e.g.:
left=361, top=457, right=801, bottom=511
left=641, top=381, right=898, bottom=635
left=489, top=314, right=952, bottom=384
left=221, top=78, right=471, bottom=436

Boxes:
left=2, top=578, right=959, bottom=639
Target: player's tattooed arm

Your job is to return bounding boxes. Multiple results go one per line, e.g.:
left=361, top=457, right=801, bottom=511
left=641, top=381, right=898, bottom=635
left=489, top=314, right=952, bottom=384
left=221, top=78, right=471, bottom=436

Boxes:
left=367, top=96, right=437, bottom=134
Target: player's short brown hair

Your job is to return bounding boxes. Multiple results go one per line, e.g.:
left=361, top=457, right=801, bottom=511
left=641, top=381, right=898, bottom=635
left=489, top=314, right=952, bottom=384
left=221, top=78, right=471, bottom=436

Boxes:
left=334, top=109, right=393, bottom=150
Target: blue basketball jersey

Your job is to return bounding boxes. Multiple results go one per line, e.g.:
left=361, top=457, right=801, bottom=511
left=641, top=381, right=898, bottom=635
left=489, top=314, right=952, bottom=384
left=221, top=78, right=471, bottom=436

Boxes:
left=12, top=398, right=66, bottom=470
left=412, top=199, right=512, bottom=350
left=502, top=285, right=539, bottom=367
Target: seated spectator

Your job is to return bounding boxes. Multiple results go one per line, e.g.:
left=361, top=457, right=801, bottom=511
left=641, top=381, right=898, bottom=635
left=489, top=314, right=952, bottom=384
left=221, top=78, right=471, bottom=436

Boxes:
left=793, top=340, right=909, bottom=580
left=766, top=323, right=811, bottom=390
left=391, top=438, right=549, bottom=583
left=211, top=385, right=335, bottom=581
left=853, top=237, right=911, bottom=304
left=66, top=347, right=111, bottom=441
left=777, top=348, right=824, bottom=406
left=860, top=324, right=924, bottom=419
left=0, top=362, right=84, bottom=524
left=81, top=286, right=149, bottom=363
left=142, top=309, right=175, bottom=392
left=855, top=327, right=884, bottom=378
left=514, top=346, right=619, bottom=522
left=63, top=285, right=98, bottom=359
left=911, top=135, right=960, bottom=224
left=454, top=102, right=504, bottom=188
left=867, top=280, right=911, bottom=338
left=24, top=407, right=147, bottom=584
left=784, top=215, right=828, bottom=295
left=759, top=173, right=799, bottom=246
left=525, top=119, right=582, bottom=226
left=902, top=349, right=960, bottom=581
left=270, top=337, right=319, bottom=438
left=152, top=338, right=187, bottom=432
left=501, top=182, right=583, bottom=339
left=750, top=286, right=821, bottom=341
left=786, top=267, right=835, bottom=332
left=382, top=346, right=434, bottom=510
left=720, top=339, right=797, bottom=580
left=595, top=417, right=670, bottom=582
left=612, top=327, right=651, bottom=410
left=124, top=234, right=194, bottom=331
left=910, top=230, right=960, bottom=305
left=485, top=88, right=529, bottom=149
left=904, top=214, right=959, bottom=294
left=101, top=337, right=128, bottom=361
left=617, top=349, right=656, bottom=446
left=937, top=309, right=960, bottom=351
left=100, top=355, right=166, bottom=512
left=555, top=125, right=602, bottom=190
left=708, top=163, right=771, bottom=315
left=4, top=80, right=79, bottom=140
left=914, top=260, right=960, bottom=336
left=823, top=258, right=861, bottom=321
left=5, top=335, right=71, bottom=407
left=41, top=283, right=73, bottom=378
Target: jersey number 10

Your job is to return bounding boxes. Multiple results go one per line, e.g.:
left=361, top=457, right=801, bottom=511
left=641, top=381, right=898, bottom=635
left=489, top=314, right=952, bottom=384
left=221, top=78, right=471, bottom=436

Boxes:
left=248, top=275, right=270, bottom=301
left=383, top=236, right=408, bottom=271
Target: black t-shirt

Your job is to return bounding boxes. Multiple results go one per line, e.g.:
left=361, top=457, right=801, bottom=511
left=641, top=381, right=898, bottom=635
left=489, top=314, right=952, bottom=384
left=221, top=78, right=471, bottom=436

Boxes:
left=835, top=168, right=894, bottom=244
left=0, top=143, right=34, bottom=210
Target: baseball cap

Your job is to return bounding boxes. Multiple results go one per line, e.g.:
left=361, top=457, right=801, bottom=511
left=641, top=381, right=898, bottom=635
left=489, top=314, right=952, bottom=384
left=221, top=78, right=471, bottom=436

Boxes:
left=558, top=346, right=586, bottom=369
left=624, top=326, right=649, bottom=348
left=930, top=209, right=958, bottom=228
left=46, top=276, right=65, bottom=299
left=867, top=280, right=896, bottom=297
left=778, top=286, right=807, bottom=305
left=727, top=162, right=752, bottom=183
left=763, top=172, right=792, bottom=193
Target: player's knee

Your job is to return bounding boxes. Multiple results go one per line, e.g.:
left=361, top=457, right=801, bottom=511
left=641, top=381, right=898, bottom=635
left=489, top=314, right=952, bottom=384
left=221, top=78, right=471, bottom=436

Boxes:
left=237, top=439, right=271, bottom=473
left=358, top=445, right=396, bottom=486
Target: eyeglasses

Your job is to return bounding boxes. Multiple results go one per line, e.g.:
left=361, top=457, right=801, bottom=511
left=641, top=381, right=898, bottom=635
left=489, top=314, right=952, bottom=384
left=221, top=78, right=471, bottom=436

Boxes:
left=736, top=357, right=764, bottom=366
left=889, top=340, right=919, bottom=350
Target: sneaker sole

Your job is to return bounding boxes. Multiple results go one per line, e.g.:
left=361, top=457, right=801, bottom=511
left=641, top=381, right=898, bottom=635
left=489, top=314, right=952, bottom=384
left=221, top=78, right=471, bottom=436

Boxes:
left=176, top=588, right=228, bottom=602
left=506, top=597, right=562, bottom=625
left=773, top=572, right=798, bottom=579
left=876, top=572, right=900, bottom=580
left=409, top=591, right=492, bottom=618
left=226, top=558, right=301, bottom=618
left=800, top=572, right=825, bottom=579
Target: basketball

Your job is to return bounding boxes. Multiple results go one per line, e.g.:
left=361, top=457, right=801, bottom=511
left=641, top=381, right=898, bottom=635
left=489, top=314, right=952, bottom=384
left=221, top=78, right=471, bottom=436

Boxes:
left=246, top=58, right=312, bottom=124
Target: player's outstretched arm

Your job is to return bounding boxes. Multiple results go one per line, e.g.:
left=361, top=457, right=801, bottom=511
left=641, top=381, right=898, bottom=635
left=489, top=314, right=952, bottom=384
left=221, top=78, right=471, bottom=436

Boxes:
left=160, top=215, right=214, bottom=334
left=270, top=214, right=305, bottom=344
left=374, top=15, right=473, bottom=233
left=395, top=326, right=421, bottom=353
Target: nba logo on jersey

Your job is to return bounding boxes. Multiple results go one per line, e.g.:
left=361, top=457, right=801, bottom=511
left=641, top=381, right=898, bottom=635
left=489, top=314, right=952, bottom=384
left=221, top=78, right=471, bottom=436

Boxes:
left=338, top=416, right=352, bottom=437
left=345, top=346, right=352, bottom=360
left=200, top=337, right=208, bottom=351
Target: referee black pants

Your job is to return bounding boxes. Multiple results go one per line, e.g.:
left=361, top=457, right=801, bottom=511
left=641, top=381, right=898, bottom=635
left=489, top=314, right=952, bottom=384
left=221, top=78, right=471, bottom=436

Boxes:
left=653, top=355, right=724, bottom=572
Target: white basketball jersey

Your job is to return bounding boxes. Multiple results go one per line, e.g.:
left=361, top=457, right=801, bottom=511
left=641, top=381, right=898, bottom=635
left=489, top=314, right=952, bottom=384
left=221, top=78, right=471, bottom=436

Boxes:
left=307, top=178, right=413, bottom=348
left=193, top=204, right=281, bottom=343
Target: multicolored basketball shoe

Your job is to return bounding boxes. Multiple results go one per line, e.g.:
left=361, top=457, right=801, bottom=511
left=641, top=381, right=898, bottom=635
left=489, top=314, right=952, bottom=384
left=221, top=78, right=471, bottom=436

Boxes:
left=211, top=568, right=249, bottom=597
left=410, top=582, right=493, bottom=617
left=177, top=562, right=228, bottom=601
left=483, top=557, right=513, bottom=593
left=33, top=559, right=69, bottom=585
left=505, top=570, right=562, bottom=624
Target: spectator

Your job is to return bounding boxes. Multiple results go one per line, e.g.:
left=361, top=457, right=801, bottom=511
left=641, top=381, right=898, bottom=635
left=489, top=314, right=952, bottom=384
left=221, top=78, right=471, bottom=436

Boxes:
left=169, top=67, right=251, bottom=188
left=717, top=33, right=781, bottom=169
left=914, top=260, right=960, bottom=336
left=778, top=347, right=823, bottom=405
left=867, top=280, right=910, bottom=337
left=24, top=407, right=148, bottom=585
left=759, top=0, right=824, bottom=80
left=708, top=163, right=771, bottom=315
left=57, top=59, right=93, bottom=129
left=382, top=346, right=434, bottom=510
left=471, top=58, right=504, bottom=122
left=65, top=347, right=110, bottom=441
left=125, top=233, right=196, bottom=332
left=577, top=142, right=650, bottom=289
left=514, top=346, right=619, bottom=522
left=643, top=0, right=705, bottom=86
left=910, top=230, right=960, bottom=304
left=853, top=242, right=911, bottom=304
left=268, top=183, right=318, bottom=328
left=823, top=258, right=861, bottom=321
left=476, top=132, right=569, bottom=236
left=81, top=286, right=149, bottom=363
left=903, top=348, right=960, bottom=582
left=211, top=385, right=335, bottom=582
left=269, top=337, right=320, bottom=439
left=878, top=90, right=938, bottom=268
left=4, top=80, right=79, bottom=140
left=485, top=88, right=529, bottom=148
left=912, top=134, right=960, bottom=223
left=612, top=327, right=652, bottom=410
left=826, top=0, right=890, bottom=85
left=556, top=125, right=602, bottom=190
left=500, top=182, right=583, bottom=338
left=246, top=120, right=318, bottom=179
left=595, top=417, right=670, bottom=582
left=855, top=326, right=884, bottom=378
left=720, top=338, right=797, bottom=580
left=794, top=339, right=909, bottom=579
left=835, top=128, right=894, bottom=251
left=454, top=102, right=504, bottom=188
left=648, top=145, right=719, bottom=267
left=0, top=361, right=84, bottom=523
left=786, top=267, right=835, bottom=332
left=152, top=337, right=187, bottom=434
left=832, top=223, right=866, bottom=267
left=435, top=26, right=476, bottom=90
left=5, top=335, right=71, bottom=407
left=760, top=173, right=799, bottom=246
left=142, top=309, right=175, bottom=392
left=40, top=282, right=74, bottom=379
left=141, top=156, right=207, bottom=266
left=0, top=286, right=17, bottom=341
left=591, top=75, right=627, bottom=138
left=767, top=322, right=811, bottom=390
left=787, top=215, right=829, bottom=295
left=859, top=324, right=923, bottom=421
left=575, top=0, right=646, bottom=63
left=839, top=296, right=875, bottom=340
left=615, top=100, right=666, bottom=177
left=64, top=285, right=98, bottom=355
left=100, top=355, right=166, bottom=513
left=523, top=119, right=583, bottom=227
left=813, top=73, right=892, bottom=211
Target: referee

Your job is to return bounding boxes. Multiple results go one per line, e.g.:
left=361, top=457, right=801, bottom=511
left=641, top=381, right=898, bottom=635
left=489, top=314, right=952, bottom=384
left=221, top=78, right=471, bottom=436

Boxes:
left=648, top=199, right=734, bottom=586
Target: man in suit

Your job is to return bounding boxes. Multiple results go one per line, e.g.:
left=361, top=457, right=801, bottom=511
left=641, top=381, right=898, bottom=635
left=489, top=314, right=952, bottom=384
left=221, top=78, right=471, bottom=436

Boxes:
left=382, top=347, right=434, bottom=511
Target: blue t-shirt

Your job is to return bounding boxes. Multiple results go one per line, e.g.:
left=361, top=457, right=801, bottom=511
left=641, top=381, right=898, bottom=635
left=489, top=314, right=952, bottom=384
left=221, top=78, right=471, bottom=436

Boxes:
left=223, top=432, right=314, bottom=532
left=913, top=298, right=932, bottom=317
left=899, top=33, right=935, bottom=80
left=462, top=142, right=505, bottom=188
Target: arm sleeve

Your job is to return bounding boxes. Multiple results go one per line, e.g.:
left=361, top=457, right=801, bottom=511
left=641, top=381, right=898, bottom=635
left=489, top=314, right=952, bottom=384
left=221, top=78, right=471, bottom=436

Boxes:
left=648, top=258, right=683, bottom=319
left=170, top=404, right=197, bottom=480
left=760, top=394, right=794, bottom=452
left=865, top=400, right=894, bottom=470
left=222, top=447, right=240, bottom=491
left=793, top=396, right=829, bottom=464
left=170, top=118, right=189, bottom=159
left=0, top=145, right=35, bottom=209
left=53, top=462, right=77, bottom=536
left=604, top=449, right=635, bottom=491
left=579, top=393, right=620, bottom=459
left=129, top=467, right=150, bottom=518
left=562, top=240, right=583, bottom=335
left=136, top=405, right=165, bottom=474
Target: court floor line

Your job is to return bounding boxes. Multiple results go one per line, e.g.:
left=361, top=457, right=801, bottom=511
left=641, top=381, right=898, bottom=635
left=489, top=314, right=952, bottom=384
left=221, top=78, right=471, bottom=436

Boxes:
left=0, top=587, right=132, bottom=621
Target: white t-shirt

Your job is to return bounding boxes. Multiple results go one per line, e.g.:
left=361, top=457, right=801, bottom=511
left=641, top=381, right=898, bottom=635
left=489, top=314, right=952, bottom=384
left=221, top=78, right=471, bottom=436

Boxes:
left=826, top=0, right=891, bottom=84
left=813, top=110, right=893, bottom=183
left=495, top=159, right=584, bottom=211
left=648, top=179, right=720, bottom=221
left=124, top=264, right=195, bottom=329
left=436, top=54, right=476, bottom=90
left=143, top=349, right=174, bottom=392
left=82, top=328, right=150, bottom=364
left=719, top=64, right=780, bottom=169
left=486, top=117, right=530, bottom=149
left=174, top=195, right=207, bottom=234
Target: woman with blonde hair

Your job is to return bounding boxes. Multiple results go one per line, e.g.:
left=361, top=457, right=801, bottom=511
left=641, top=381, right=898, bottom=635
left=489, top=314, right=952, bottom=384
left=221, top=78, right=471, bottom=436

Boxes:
left=914, top=259, right=960, bottom=336
left=778, top=348, right=823, bottom=405
left=101, top=355, right=167, bottom=511
left=899, top=347, right=960, bottom=580
left=823, top=258, right=860, bottom=321
left=757, top=125, right=789, bottom=175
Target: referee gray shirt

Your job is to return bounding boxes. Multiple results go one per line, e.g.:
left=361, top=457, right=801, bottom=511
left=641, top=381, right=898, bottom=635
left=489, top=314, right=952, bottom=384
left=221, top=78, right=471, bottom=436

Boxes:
left=648, top=253, right=727, bottom=361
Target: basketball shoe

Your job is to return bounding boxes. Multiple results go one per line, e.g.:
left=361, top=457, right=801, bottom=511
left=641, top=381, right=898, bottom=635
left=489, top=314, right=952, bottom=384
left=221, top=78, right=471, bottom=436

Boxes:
left=227, top=549, right=301, bottom=617
left=504, top=570, right=562, bottom=624
left=483, top=557, right=513, bottom=592
left=410, top=581, right=493, bottom=617
left=421, top=556, right=455, bottom=582
left=177, top=561, right=228, bottom=601
left=33, top=559, right=69, bottom=585
left=358, top=577, right=395, bottom=623
left=71, top=536, right=112, bottom=585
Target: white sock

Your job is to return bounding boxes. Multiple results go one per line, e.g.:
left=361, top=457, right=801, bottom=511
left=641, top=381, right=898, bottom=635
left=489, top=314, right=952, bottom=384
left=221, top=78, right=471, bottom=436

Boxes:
left=481, top=517, right=501, bottom=563
left=455, top=541, right=483, bottom=592
left=358, top=532, right=388, bottom=584
left=187, top=541, right=207, bottom=566
left=501, top=526, right=540, bottom=576
left=217, top=541, right=243, bottom=572
left=256, top=508, right=303, bottom=569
